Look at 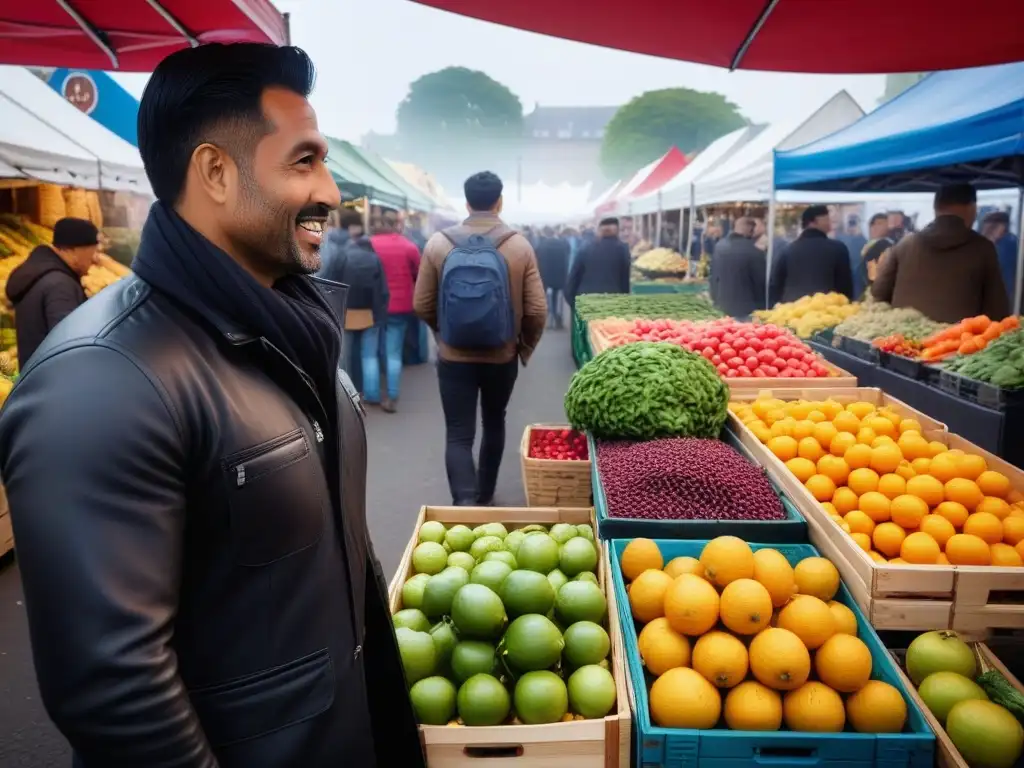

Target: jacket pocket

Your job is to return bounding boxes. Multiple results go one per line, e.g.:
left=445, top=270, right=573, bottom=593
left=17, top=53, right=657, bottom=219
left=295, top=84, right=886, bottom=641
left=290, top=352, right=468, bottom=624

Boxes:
left=222, top=429, right=325, bottom=566
left=189, top=648, right=335, bottom=748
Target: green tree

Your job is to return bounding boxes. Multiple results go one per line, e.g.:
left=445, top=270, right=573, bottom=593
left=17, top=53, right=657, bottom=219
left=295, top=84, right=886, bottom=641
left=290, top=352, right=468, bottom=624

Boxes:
left=397, top=67, right=524, bottom=143
left=600, top=88, right=745, bottom=180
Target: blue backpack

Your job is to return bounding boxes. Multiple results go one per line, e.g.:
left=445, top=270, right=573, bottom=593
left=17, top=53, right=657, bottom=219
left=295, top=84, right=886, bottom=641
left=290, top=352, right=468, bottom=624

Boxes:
left=438, top=226, right=516, bottom=349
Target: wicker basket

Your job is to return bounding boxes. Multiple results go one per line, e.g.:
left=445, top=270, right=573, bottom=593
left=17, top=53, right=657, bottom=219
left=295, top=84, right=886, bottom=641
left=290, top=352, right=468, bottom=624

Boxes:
left=520, top=424, right=593, bottom=508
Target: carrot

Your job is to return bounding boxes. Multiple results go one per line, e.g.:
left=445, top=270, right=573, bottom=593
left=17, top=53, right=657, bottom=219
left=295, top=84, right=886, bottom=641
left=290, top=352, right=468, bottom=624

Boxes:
left=982, top=323, right=1003, bottom=341
left=966, top=315, right=991, bottom=334
left=999, top=316, right=1020, bottom=331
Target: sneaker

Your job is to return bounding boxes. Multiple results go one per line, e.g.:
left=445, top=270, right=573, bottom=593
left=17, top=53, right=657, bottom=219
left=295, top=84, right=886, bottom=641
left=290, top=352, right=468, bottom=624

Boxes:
left=381, top=399, right=397, bottom=414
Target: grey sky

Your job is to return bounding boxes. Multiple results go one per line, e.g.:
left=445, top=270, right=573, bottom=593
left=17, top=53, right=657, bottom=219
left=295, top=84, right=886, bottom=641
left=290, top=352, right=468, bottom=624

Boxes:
left=113, top=0, right=887, bottom=142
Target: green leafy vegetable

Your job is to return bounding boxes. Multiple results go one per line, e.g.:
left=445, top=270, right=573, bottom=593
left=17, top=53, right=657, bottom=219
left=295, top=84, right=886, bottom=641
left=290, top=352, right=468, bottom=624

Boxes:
left=574, top=294, right=723, bottom=323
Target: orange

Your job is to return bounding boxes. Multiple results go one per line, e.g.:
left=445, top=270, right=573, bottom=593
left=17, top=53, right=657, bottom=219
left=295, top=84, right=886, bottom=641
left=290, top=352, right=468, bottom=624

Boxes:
left=751, top=422, right=772, bottom=443
left=847, top=401, right=876, bottom=419
left=844, top=510, right=876, bottom=536
left=806, top=475, right=837, bottom=503
left=788, top=402, right=812, bottom=420
left=946, top=533, right=993, bottom=565
left=856, top=427, right=878, bottom=446
left=719, top=579, right=774, bottom=635
left=889, top=558, right=908, bottom=565
left=792, top=420, right=816, bottom=440
left=749, top=627, right=811, bottom=691
left=847, top=680, right=909, bottom=734
left=701, top=536, right=755, bottom=587
left=880, top=409, right=904, bottom=428
left=890, top=495, right=929, bottom=529
left=990, top=542, right=1024, bottom=568
left=963, top=512, right=1003, bottom=544
left=929, top=453, right=961, bottom=483
left=1017, top=540, right=1024, bottom=561
left=832, top=487, right=859, bottom=515
left=866, top=416, right=896, bottom=438
left=977, top=497, right=1012, bottom=520
left=821, top=400, right=844, bottom=420
left=872, top=435, right=897, bottom=449
left=901, top=531, right=940, bottom=564
left=629, top=569, right=676, bottom=622
left=764, top=408, right=786, bottom=425
left=848, top=467, right=881, bottom=495
left=770, top=420, right=795, bottom=438
left=844, top=444, right=873, bottom=470
left=936, top=552, right=950, bottom=565
left=899, top=418, right=923, bottom=434
left=906, top=475, right=945, bottom=508
left=664, top=574, right=721, bottom=635
left=807, top=410, right=827, bottom=424
left=649, top=667, right=722, bottom=729
left=911, top=457, right=933, bottom=475
left=816, top=634, right=873, bottom=693
left=830, top=432, right=858, bottom=457
left=868, top=550, right=887, bottom=563
left=664, top=556, right=705, bottom=579
left=832, top=411, right=861, bottom=435
left=859, top=491, right=892, bottom=523
left=638, top=620, right=692, bottom=676
left=752, top=548, right=797, bottom=607
left=897, top=432, right=931, bottom=461
left=958, top=454, right=987, bottom=481
left=777, top=595, right=836, bottom=649
left=1002, top=516, right=1024, bottom=546
left=943, top=478, right=984, bottom=512
left=870, top=444, right=903, bottom=474
left=621, top=538, right=664, bottom=581
left=873, top=522, right=906, bottom=558
left=877, top=474, right=907, bottom=500
left=896, top=461, right=917, bottom=480
left=918, top=515, right=956, bottom=548
left=850, top=532, right=873, bottom=553
left=977, top=470, right=1013, bottom=499
left=934, top=501, right=970, bottom=529
left=822, top=503, right=839, bottom=517
left=785, top=457, right=818, bottom=484
left=928, top=440, right=950, bottom=457
left=692, top=631, right=750, bottom=688
left=817, top=455, right=851, bottom=486
left=768, top=436, right=799, bottom=462
left=794, top=557, right=840, bottom=601
left=812, top=422, right=838, bottom=450
left=798, top=437, right=825, bottom=463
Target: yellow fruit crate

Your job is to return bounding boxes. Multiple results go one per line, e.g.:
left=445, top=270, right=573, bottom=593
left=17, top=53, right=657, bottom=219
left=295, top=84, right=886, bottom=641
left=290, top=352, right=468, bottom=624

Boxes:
left=520, top=425, right=592, bottom=509
left=388, top=506, right=632, bottom=768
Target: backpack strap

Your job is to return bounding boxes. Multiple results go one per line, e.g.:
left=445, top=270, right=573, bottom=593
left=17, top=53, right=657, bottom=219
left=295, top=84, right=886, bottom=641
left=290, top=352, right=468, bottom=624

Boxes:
left=442, top=224, right=519, bottom=251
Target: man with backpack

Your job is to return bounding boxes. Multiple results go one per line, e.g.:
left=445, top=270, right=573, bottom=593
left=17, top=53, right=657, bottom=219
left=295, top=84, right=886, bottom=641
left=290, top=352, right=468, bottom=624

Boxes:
left=414, top=171, right=547, bottom=506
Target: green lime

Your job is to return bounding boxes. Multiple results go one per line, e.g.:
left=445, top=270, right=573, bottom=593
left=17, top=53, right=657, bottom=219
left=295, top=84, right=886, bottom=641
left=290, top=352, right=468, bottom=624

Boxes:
left=447, top=551, right=476, bottom=573
left=547, top=569, right=569, bottom=593
left=575, top=572, right=599, bottom=584
left=418, top=520, right=447, bottom=544
left=484, top=550, right=518, bottom=569
left=401, top=573, right=431, bottom=611
left=470, top=535, right=504, bottom=561
left=412, top=542, right=448, bottom=575
left=457, top=674, right=510, bottom=726
left=504, top=530, right=526, bottom=557
left=451, top=640, right=497, bottom=682
left=430, top=620, right=458, bottom=670
left=549, top=523, right=579, bottom=544
left=395, top=627, right=436, bottom=685
left=500, top=570, right=555, bottom=618
left=560, top=537, right=598, bottom=577
left=409, top=676, right=457, bottom=725
left=514, top=671, right=568, bottom=724
left=393, top=608, right=430, bottom=632
left=422, top=567, right=469, bottom=619
left=445, top=525, right=476, bottom=553
left=576, top=524, right=595, bottom=542
left=568, top=665, right=617, bottom=719
left=479, top=522, right=508, bottom=540
left=563, top=621, right=610, bottom=667
left=450, top=584, right=507, bottom=639
left=517, top=533, right=561, bottom=573
left=502, top=614, right=564, bottom=672
left=443, top=540, right=452, bottom=554
left=556, top=581, right=607, bottom=625
left=470, top=560, right=513, bottom=593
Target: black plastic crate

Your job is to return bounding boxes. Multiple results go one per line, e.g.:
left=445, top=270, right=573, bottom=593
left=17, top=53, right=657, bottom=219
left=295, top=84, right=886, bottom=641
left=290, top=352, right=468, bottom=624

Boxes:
left=837, top=335, right=881, bottom=364
left=935, top=369, right=1024, bottom=411
left=879, top=350, right=926, bottom=380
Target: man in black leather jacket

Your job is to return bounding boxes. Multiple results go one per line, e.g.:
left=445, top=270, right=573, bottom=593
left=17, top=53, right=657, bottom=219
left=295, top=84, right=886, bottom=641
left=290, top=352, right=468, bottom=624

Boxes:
left=0, top=43, right=423, bottom=768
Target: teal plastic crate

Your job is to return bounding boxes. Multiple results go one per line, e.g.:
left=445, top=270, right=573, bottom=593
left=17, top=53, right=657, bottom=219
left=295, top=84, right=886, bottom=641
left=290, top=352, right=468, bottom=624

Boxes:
left=609, top=539, right=935, bottom=768
left=591, top=432, right=808, bottom=543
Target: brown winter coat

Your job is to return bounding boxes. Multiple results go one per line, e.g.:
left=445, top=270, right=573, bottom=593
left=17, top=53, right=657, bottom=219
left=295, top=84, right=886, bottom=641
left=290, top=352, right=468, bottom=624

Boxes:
left=871, top=215, right=1010, bottom=323
left=414, top=213, right=547, bottom=364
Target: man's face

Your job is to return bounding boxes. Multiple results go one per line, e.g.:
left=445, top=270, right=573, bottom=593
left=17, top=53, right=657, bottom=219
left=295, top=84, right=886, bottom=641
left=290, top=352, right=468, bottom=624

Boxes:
left=223, top=87, right=340, bottom=278
left=870, top=218, right=888, bottom=238
left=754, top=219, right=766, bottom=237
left=600, top=224, right=619, bottom=238
left=888, top=212, right=903, bottom=230
left=64, top=244, right=98, bottom=276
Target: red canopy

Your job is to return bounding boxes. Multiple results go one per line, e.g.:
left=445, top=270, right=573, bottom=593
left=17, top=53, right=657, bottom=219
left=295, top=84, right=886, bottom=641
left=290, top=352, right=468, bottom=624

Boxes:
left=0, top=0, right=288, bottom=71
left=595, top=146, right=688, bottom=214
left=410, top=0, right=1024, bottom=74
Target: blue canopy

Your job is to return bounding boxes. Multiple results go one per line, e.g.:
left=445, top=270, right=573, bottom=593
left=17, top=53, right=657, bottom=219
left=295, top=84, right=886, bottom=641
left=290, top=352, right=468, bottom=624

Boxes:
left=774, top=63, right=1024, bottom=192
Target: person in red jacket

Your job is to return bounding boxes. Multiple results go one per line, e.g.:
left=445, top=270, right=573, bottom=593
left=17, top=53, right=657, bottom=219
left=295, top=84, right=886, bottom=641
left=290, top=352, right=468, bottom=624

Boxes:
left=368, top=210, right=421, bottom=412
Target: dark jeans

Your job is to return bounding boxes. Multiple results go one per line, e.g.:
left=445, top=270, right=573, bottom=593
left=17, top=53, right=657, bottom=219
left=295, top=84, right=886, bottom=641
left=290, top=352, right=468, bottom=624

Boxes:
left=547, top=288, right=564, bottom=328
left=437, top=358, right=519, bottom=505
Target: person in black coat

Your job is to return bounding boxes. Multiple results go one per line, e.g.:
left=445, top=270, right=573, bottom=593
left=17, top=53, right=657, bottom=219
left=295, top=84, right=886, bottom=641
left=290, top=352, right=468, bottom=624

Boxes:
left=535, top=226, right=571, bottom=328
left=566, top=217, right=631, bottom=309
left=709, top=217, right=766, bottom=320
left=5, top=217, right=97, bottom=369
left=769, top=205, right=853, bottom=306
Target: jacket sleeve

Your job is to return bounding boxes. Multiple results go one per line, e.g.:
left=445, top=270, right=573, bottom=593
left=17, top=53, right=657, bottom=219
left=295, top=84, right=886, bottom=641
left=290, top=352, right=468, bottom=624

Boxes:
left=519, top=241, right=548, bottom=363
left=768, top=248, right=787, bottom=307
left=413, top=235, right=443, bottom=330
left=41, top=274, right=84, bottom=331
left=751, top=251, right=768, bottom=311
left=620, top=244, right=632, bottom=293
left=565, top=248, right=584, bottom=307
left=834, top=243, right=855, bottom=299
left=871, top=243, right=899, bottom=303
left=980, top=242, right=1012, bottom=319
left=374, top=257, right=390, bottom=326
left=0, top=346, right=216, bottom=767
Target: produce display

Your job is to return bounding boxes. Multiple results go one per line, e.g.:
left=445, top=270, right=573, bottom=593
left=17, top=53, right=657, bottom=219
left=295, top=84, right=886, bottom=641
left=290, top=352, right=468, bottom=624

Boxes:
left=574, top=293, right=723, bottom=323
left=901, top=630, right=1023, bottom=768
left=631, top=239, right=654, bottom=258
left=596, top=438, right=785, bottom=521
left=591, top=318, right=836, bottom=379
left=833, top=300, right=949, bottom=343
left=621, top=536, right=911, bottom=734
left=872, top=334, right=923, bottom=359
left=734, top=394, right=1024, bottom=566
left=754, top=292, right=861, bottom=339
left=920, top=315, right=1020, bottom=362
left=394, top=521, right=617, bottom=727
left=634, top=247, right=688, bottom=275
left=528, top=428, right=589, bottom=461
left=943, top=329, right=1024, bottom=388
left=565, top=342, right=728, bottom=441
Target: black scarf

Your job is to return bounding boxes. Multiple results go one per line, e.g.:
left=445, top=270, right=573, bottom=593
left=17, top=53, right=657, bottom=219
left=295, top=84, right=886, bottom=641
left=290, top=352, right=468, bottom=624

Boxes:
left=132, top=202, right=342, bottom=412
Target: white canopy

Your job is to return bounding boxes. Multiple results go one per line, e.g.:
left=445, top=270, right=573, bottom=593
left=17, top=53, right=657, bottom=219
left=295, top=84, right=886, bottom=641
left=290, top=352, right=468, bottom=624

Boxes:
left=694, top=91, right=865, bottom=207
left=0, top=66, right=150, bottom=195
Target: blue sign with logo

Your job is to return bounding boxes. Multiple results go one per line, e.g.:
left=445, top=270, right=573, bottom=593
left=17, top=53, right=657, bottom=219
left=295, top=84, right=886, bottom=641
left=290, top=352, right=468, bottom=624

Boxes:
left=46, top=68, right=140, bottom=147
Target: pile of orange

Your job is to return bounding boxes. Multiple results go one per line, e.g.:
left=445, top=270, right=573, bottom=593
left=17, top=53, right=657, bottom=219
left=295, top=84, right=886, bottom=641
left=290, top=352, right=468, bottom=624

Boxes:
left=621, top=536, right=909, bottom=734
left=730, top=396, right=1024, bottom=568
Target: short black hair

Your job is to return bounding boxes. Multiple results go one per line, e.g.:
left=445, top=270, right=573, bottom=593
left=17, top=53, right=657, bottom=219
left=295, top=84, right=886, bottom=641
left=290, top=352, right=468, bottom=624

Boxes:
left=464, top=172, right=503, bottom=212
left=934, top=183, right=976, bottom=209
left=869, top=213, right=888, bottom=227
left=801, top=205, right=829, bottom=228
left=338, top=209, right=363, bottom=229
left=138, top=43, right=316, bottom=203
left=599, top=217, right=619, bottom=227
left=52, top=217, right=99, bottom=249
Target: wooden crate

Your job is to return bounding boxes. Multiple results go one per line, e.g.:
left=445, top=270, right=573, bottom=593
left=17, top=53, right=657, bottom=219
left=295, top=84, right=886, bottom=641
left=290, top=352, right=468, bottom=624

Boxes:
left=890, top=643, right=1023, bottom=768
left=520, top=425, right=592, bottom=509
left=731, top=395, right=1024, bottom=634
left=388, top=506, right=632, bottom=768
left=0, top=481, right=11, bottom=558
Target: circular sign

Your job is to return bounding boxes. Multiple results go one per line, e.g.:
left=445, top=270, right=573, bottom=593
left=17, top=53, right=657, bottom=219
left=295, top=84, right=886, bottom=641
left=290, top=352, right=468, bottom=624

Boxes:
left=61, top=72, right=98, bottom=115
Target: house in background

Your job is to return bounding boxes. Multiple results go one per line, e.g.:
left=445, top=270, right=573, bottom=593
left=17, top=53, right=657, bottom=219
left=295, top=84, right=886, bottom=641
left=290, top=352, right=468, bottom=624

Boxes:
left=519, top=105, right=618, bottom=186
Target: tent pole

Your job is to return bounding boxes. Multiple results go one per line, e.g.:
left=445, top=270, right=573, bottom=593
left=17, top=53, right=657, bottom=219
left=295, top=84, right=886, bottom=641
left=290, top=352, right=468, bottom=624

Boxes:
left=678, top=207, right=686, bottom=254
left=1015, top=187, right=1024, bottom=315
left=765, top=180, right=778, bottom=309
left=655, top=193, right=663, bottom=248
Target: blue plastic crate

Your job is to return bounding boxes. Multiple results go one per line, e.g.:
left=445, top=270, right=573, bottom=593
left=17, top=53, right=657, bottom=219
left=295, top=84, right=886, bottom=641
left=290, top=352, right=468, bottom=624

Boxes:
left=609, top=539, right=935, bottom=768
left=592, top=432, right=808, bottom=543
